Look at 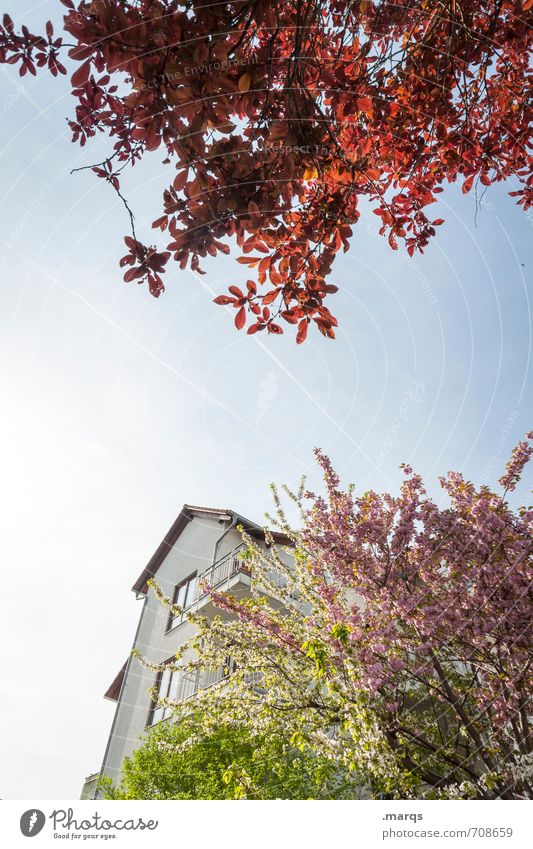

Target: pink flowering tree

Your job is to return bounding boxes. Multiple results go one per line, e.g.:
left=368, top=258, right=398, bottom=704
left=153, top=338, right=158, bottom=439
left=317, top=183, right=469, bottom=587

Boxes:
left=144, top=434, right=533, bottom=799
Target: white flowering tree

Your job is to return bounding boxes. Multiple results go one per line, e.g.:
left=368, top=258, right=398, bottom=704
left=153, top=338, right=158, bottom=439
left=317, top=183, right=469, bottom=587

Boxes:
left=138, top=433, right=533, bottom=799
left=101, top=704, right=362, bottom=799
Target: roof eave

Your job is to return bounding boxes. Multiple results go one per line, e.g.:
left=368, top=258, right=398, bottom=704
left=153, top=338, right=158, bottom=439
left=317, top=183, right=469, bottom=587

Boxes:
left=131, top=505, right=293, bottom=596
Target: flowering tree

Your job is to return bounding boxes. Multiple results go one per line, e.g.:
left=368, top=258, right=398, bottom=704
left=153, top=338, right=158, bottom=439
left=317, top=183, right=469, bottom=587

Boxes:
left=1, top=1, right=532, bottom=340
left=142, top=433, right=533, bottom=799
left=101, top=705, right=362, bottom=799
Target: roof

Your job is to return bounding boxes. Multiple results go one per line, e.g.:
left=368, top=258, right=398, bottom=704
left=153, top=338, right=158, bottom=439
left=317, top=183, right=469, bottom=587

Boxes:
left=104, top=662, right=127, bottom=702
left=131, top=504, right=291, bottom=595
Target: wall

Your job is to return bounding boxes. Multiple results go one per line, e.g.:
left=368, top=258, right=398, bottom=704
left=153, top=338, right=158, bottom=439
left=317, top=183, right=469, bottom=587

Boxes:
left=97, top=513, right=243, bottom=792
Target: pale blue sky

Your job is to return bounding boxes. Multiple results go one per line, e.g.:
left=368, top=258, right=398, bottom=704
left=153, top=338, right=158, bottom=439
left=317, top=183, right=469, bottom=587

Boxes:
left=0, top=1, right=531, bottom=799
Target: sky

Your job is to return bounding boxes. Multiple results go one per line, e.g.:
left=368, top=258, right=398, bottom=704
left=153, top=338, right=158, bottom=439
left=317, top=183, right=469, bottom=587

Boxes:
left=0, top=1, right=531, bottom=800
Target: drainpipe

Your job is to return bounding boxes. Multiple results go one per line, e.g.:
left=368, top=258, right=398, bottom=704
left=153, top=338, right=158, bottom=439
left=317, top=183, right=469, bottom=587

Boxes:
left=212, top=511, right=239, bottom=564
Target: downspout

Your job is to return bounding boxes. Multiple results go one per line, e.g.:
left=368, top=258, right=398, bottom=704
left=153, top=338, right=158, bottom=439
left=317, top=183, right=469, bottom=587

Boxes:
left=212, top=511, right=239, bottom=564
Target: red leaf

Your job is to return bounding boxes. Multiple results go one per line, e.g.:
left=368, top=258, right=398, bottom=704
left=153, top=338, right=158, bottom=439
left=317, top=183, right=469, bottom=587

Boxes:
left=173, top=169, right=188, bottom=191
left=296, top=319, right=308, bottom=345
left=262, top=289, right=280, bottom=306
left=71, top=60, right=91, bottom=88
left=213, top=295, right=236, bottom=305
left=235, top=306, right=246, bottom=330
left=462, top=175, right=474, bottom=195
left=124, top=267, right=143, bottom=283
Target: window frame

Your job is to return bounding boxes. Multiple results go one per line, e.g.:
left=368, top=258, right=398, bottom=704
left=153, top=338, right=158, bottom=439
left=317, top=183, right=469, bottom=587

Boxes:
left=147, top=655, right=237, bottom=726
left=147, top=659, right=181, bottom=727
left=166, top=571, right=198, bottom=632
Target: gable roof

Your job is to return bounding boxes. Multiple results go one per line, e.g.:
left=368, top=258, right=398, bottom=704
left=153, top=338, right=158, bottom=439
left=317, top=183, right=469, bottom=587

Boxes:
left=131, top=504, right=291, bottom=595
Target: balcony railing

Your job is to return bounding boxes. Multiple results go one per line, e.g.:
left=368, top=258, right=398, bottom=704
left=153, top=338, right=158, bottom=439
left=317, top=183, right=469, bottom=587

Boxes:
left=193, top=546, right=250, bottom=602
left=176, top=661, right=236, bottom=702
left=150, top=663, right=263, bottom=724
left=177, top=545, right=292, bottom=620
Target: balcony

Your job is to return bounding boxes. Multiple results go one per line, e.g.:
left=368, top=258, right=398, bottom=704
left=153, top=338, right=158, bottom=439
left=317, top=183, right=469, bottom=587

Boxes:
left=176, top=664, right=262, bottom=704
left=176, top=664, right=232, bottom=702
left=165, top=545, right=291, bottom=630
left=188, top=545, right=252, bottom=614
left=149, top=663, right=233, bottom=724
left=200, top=545, right=251, bottom=590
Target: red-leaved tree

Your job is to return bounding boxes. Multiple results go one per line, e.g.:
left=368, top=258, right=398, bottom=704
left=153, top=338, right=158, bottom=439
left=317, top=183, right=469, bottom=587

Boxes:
left=1, top=1, right=532, bottom=340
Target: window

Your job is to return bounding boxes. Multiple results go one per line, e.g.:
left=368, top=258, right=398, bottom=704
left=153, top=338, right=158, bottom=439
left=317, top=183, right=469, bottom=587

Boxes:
left=167, top=572, right=198, bottom=630
left=148, top=656, right=237, bottom=725
left=148, top=663, right=181, bottom=725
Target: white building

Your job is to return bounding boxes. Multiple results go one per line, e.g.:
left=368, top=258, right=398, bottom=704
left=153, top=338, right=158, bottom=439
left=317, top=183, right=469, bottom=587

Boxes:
left=87, top=504, right=290, bottom=798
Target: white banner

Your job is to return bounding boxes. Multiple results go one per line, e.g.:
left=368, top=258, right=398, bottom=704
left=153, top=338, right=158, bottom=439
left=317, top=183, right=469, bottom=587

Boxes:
left=0, top=800, right=531, bottom=849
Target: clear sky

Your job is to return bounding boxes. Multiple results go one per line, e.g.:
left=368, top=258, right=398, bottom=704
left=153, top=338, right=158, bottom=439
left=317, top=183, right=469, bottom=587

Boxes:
left=0, top=1, right=531, bottom=800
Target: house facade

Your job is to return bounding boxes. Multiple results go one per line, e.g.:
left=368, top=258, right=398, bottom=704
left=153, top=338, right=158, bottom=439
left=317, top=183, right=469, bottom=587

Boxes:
left=87, top=504, right=290, bottom=798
